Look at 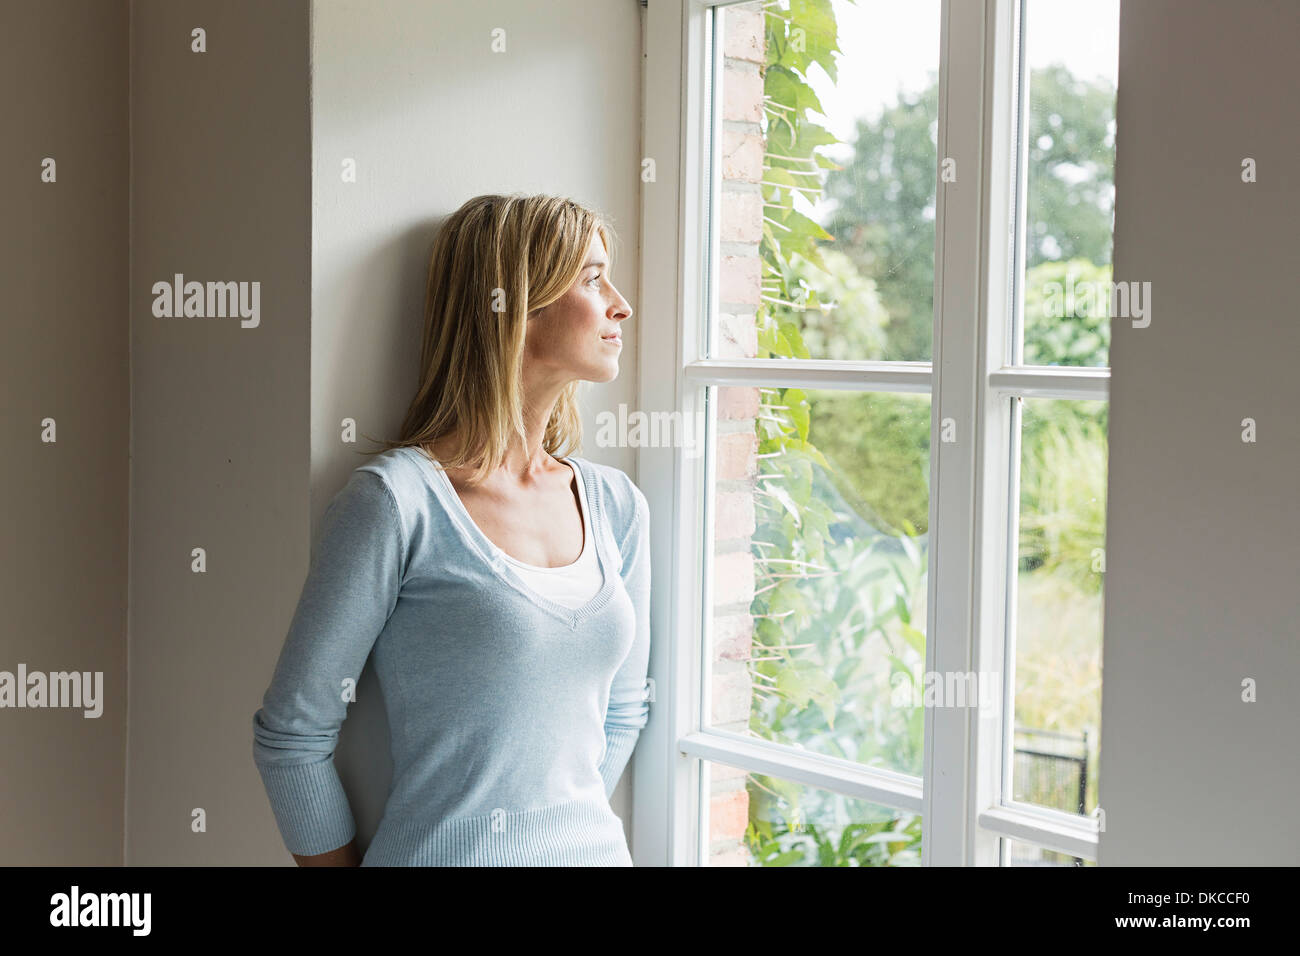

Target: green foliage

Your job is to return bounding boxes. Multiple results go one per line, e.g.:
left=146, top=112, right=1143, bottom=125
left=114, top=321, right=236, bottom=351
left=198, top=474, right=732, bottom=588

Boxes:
left=823, top=80, right=939, bottom=361
left=1019, top=399, right=1108, bottom=596
left=806, top=391, right=930, bottom=536
left=1024, top=64, right=1117, bottom=268
left=736, top=2, right=1115, bottom=865
left=742, top=0, right=927, bottom=867
left=822, top=64, right=1116, bottom=362
left=758, top=248, right=891, bottom=361
left=744, top=773, right=922, bottom=866
left=1023, top=259, right=1112, bottom=367
left=758, top=0, right=847, bottom=347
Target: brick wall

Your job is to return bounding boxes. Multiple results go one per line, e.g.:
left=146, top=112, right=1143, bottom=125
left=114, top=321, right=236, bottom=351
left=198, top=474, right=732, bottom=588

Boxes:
left=707, top=2, right=764, bottom=867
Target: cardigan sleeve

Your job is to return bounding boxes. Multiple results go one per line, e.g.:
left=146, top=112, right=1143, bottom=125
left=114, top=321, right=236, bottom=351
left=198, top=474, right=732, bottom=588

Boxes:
left=597, top=478, right=653, bottom=798
left=251, top=468, right=406, bottom=856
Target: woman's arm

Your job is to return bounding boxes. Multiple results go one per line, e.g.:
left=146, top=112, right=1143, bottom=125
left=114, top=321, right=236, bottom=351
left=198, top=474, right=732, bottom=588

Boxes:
left=597, top=479, right=653, bottom=796
left=251, top=468, right=407, bottom=862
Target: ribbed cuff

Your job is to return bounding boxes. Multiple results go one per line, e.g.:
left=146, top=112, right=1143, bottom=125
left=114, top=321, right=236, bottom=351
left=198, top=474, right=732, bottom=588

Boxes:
left=598, top=726, right=642, bottom=797
left=255, top=758, right=357, bottom=856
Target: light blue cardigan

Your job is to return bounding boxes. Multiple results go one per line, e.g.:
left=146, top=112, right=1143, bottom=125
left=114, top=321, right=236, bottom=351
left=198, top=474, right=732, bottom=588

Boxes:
left=252, top=445, right=652, bottom=865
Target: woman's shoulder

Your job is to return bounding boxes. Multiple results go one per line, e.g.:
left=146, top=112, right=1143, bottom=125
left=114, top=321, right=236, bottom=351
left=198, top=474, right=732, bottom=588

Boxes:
left=568, top=456, right=649, bottom=536
left=351, top=444, right=428, bottom=491
left=335, top=444, right=442, bottom=526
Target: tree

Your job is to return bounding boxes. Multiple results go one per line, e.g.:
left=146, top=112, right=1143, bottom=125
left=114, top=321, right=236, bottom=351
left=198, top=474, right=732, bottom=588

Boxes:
left=822, top=65, right=1116, bottom=363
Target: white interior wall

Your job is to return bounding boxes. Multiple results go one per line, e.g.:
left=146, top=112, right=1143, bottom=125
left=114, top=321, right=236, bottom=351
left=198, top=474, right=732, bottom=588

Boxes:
left=305, top=0, right=644, bottom=859
left=1099, top=0, right=1300, bottom=865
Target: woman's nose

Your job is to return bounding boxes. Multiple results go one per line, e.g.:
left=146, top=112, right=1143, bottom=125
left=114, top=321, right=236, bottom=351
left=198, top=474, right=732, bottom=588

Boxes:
left=611, top=292, right=632, bottom=321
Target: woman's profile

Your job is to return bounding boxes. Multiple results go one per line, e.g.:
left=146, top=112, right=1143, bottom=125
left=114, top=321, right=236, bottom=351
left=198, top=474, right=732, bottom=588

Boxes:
left=251, top=194, right=651, bottom=866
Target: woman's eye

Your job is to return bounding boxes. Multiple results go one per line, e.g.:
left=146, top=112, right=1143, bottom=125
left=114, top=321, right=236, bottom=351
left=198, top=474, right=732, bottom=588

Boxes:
left=588, top=273, right=602, bottom=285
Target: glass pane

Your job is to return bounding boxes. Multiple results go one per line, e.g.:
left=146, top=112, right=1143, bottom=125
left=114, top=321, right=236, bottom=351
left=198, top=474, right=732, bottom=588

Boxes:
left=703, top=759, right=921, bottom=866
left=1003, top=836, right=1096, bottom=867
left=1019, top=0, right=1120, bottom=367
left=708, top=0, right=940, bottom=362
left=1010, top=397, right=1107, bottom=816
left=706, top=384, right=930, bottom=777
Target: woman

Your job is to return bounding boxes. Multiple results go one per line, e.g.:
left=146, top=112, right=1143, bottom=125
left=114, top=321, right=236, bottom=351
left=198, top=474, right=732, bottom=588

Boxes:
left=251, top=194, right=651, bottom=866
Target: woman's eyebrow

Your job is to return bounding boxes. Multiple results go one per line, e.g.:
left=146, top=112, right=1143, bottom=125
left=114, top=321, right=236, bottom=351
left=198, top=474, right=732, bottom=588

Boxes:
left=582, top=258, right=608, bottom=269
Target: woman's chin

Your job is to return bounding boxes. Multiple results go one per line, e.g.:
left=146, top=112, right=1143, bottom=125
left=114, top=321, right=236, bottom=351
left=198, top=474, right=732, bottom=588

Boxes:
left=584, top=358, right=621, bottom=384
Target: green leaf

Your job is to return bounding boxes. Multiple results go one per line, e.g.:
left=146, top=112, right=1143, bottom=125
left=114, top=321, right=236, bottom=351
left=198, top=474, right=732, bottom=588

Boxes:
left=894, top=590, right=911, bottom=626
left=764, top=481, right=802, bottom=529
left=783, top=387, right=811, bottom=438
left=900, top=623, right=926, bottom=656
left=777, top=320, right=812, bottom=360
left=898, top=530, right=921, bottom=567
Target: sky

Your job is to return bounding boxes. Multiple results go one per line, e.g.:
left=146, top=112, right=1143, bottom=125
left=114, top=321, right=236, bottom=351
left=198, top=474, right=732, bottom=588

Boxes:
left=808, top=0, right=1120, bottom=138
left=791, top=0, right=1120, bottom=215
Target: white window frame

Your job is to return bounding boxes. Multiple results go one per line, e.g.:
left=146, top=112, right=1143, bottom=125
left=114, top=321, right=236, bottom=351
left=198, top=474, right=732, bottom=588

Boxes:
left=632, top=0, right=1106, bottom=867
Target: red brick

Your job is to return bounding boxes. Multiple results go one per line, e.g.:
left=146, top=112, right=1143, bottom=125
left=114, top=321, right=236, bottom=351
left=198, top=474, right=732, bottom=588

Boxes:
left=712, top=612, right=755, bottom=662
left=715, top=313, right=758, bottom=359
left=722, top=66, right=764, bottom=124
left=712, top=550, right=755, bottom=606
left=720, top=254, right=761, bottom=306
left=710, top=788, right=750, bottom=842
left=711, top=666, right=753, bottom=724
left=721, top=128, right=764, bottom=182
left=715, top=489, right=756, bottom=542
left=717, top=386, right=759, bottom=420
left=709, top=846, right=753, bottom=867
left=720, top=187, right=763, bottom=243
left=716, top=431, right=758, bottom=480
left=710, top=760, right=749, bottom=784
left=722, top=6, right=765, bottom=64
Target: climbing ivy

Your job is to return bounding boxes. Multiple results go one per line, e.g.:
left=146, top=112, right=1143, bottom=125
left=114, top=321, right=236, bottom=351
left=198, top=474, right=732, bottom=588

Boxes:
left=739, top=0, right=925, bottom=866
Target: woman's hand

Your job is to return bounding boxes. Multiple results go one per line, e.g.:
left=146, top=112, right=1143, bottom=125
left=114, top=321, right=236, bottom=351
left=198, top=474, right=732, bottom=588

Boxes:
left=292, top=838, right=361, bottom=867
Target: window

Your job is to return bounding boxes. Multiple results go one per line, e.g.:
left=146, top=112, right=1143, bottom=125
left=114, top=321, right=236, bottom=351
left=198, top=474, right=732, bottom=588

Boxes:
left=635, top=0, right=1115, bottom=866
left=702, top=758, right=921, bottom=866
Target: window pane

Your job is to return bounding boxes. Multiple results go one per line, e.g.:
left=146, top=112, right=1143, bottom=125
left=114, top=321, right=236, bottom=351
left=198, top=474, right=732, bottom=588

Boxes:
left=703, top=759, right=921, bottom=867
left=706, top=385, right=930, bottom=777
left=1018, top=0, right=1119, bottom=367
left=1010, top=397, right=1107, bottom=816
left=708, top=0, right=940, bottom=362
left=1003, top=837, right=1095, bottom=867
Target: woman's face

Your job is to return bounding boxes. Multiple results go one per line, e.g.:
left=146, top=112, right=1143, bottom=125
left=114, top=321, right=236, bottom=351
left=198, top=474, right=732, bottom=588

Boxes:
left=525, top=231, right=633, bottom=386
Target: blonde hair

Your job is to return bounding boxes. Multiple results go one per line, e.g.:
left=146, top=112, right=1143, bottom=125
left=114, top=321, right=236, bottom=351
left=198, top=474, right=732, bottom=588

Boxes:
left=362, top=193, right=617, bottom=485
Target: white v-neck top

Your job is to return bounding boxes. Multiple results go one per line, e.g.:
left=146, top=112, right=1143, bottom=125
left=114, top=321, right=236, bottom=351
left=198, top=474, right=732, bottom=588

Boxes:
left=496, top=460, right=605, bottom=609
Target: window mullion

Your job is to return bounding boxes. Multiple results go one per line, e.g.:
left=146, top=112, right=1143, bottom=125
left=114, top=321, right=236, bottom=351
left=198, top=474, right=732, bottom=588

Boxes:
left=680, top=729, right=924, bottom=813
left=990, top=367, right=1109, bottom=401
left=924, top=0, right=999, bottom=867
left=685, top=358, right=933, bottom=393
left=632, top=0, right=709, bottom=867
left=970, top=0, right=1022, bottom=867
